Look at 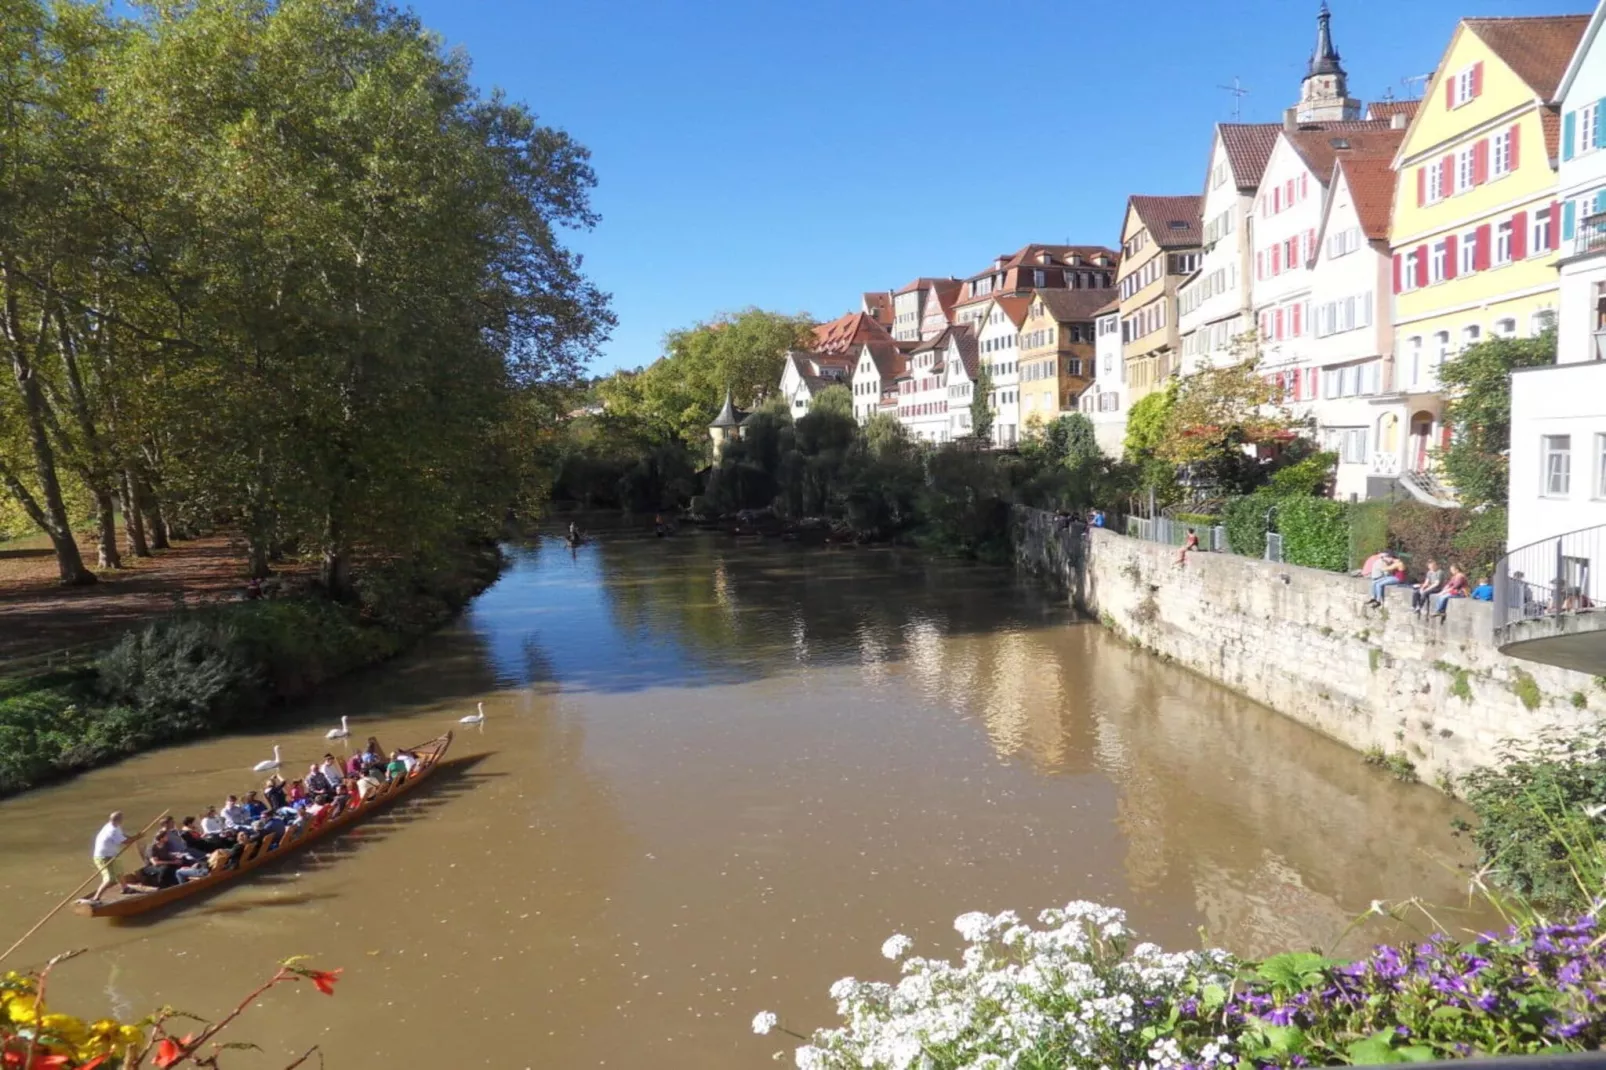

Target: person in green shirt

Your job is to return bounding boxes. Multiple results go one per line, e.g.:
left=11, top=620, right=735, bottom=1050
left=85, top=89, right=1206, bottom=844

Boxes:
left=385, top=751, right=409, bottom=783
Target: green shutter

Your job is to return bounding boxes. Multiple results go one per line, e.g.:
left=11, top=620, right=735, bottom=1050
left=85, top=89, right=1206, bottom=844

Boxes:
left=1564, top=198, right=1578, bottom=240
left=1565, top=111, right=1577, bottom=160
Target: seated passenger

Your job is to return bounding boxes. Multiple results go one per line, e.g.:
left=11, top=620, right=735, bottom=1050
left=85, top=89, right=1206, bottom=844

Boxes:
left=385, top=751, right=408, bottom=783
left=264, top=775, right=288, bottom=811
left=221, top=795, right=251, bottom=830
left=356, top=770, right=385, bottom=802
left=200, top=806, right=226, bottom=839
left=287, top=779, right=307, bottom=804
left=242, top=791, right=268, bottom=820
left=397, top=750, right=418, bottom=774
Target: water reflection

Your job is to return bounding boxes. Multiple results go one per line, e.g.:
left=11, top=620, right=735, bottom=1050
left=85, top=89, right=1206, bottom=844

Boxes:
left=0, top=532, right=1493, bottom=1068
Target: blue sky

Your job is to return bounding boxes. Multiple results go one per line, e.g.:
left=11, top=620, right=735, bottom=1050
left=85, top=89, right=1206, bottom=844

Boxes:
left=405, top=0, right=1594, bottom=375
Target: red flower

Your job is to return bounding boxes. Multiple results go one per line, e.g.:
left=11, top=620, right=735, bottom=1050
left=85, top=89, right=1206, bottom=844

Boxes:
left=307, top=969, right=342, bottom=996
left=153, top=1034, right=195, bottom=1068
left=2, top=1053, right=72, bottom=1069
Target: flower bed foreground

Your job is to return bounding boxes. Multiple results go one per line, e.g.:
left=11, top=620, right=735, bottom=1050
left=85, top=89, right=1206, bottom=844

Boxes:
left=756, top=901, right=1606, bottom=1070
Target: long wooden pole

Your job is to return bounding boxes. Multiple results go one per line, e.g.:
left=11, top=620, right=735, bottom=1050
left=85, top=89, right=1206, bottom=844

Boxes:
left=0, top=809, right=168, bottom=968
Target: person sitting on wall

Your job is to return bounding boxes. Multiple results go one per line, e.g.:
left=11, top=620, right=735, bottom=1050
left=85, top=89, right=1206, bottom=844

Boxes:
left=1353, top=549, right=1386, bottom=579
left=1176, top=527, right=1201, bottom=567
left=1366, top=553, right=1407, bottom=607
left=1431, top=566, right=1470, bottom=619
left=1471, top=576, right=1495, bottom=601
left=1409, top=559, right=1445, bottom=615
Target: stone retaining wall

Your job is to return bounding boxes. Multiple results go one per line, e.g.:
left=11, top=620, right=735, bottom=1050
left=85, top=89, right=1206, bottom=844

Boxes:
left=1014, top=508, right=1601, bottom=789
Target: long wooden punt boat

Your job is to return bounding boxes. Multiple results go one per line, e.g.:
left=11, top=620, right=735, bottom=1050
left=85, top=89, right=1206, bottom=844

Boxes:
left=74, top=732, right=454, bottom=919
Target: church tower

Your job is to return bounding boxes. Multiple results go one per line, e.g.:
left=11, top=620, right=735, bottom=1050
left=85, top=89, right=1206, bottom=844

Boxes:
left=1293, top=3, right=1362, bottom=122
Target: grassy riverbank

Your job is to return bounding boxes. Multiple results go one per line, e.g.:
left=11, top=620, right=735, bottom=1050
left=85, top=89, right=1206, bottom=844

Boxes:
left=0, top=543, right=503, bottom=798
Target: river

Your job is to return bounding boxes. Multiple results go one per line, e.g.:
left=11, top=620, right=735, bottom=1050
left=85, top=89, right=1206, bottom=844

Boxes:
left=0, top=533, right=1495, bottom=1067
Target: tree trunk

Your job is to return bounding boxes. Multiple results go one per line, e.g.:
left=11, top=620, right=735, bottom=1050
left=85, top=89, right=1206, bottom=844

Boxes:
left=247, top=534, right=271, bottom=581
left=136, top=474, right=170, bottom=549
left=320, top=509, right=353, bottom=600
left=0, top=268, right=94, bottom=585
left=93, top=485, right=120, bottom=569
left=122, top=471, right=149, bottom=556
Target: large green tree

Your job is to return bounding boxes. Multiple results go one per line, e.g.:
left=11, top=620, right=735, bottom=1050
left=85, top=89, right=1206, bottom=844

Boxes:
left=1436, top=329, right=1557, bottom=508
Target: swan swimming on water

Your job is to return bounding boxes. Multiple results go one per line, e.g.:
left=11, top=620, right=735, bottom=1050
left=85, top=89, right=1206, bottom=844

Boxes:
left=326, top=715, right=350, bottom=741
left=459, top=702, right=486, bottom=726
left=253, top=745, right=282, bottom=774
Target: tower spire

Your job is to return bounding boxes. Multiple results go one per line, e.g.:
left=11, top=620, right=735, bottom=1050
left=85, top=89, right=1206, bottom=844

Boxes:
left=1308, top=1, right=1345, bottom=79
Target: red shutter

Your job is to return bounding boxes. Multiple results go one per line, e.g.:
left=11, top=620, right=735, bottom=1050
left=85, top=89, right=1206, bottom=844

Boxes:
left=1308, top=368, right=1318, bottom=399
left=1292, top=303, right=1302, bottom=337
left=1307, top=228, right=1316, bottom=263
left=1392, top=253, right=1403, bottom=294
left=1444, top=234, right=1458, bottom=280
left=1271, top=245, right=1280, bottom=274
left=1475, top=224, right=1492, bottom=270
left=1442, top=154, right=1456, bottom=193
left=1473, top=140, right=1489, bottom=184
left=1286, top=178, right=1295, bottom=204
left=1292, top=369, right=1303, bottom=400
left=1416, top=167, right=1427, bottom=206
left=1415, top=244, right=1429, bottom=287
left=1256, top=250, right=1264, bottom=279
left=1551, top=200, right=1562, bottom=249
left=1446, top=74, right=1456, bottom=109
left=1509, top=123, right=1521, bottom=170
left=1472, top=61, right=1484, bottom=98
left=1300, top=173, right=1309, bottom=200
left=1275, top=308, right=1284, bottom=339
left=1513, top=211, right=1528, bottom=259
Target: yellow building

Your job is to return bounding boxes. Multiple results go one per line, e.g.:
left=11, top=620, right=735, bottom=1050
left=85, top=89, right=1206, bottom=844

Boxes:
left=1018, top=289, right=1107, bottom=429
left=1385, top=15, right=1586, bottom=496
left=1116, top=195, right=1201, bottom=405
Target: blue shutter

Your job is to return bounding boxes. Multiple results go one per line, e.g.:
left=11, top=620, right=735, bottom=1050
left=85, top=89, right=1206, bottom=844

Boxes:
left=1597, top=100, right=1606, bottom=149
left=1564, top=198, right=1578, bottom=240
left=1565, top=111, right=1577, bottom=160
left=1596, top=190, right=1606, bottom=216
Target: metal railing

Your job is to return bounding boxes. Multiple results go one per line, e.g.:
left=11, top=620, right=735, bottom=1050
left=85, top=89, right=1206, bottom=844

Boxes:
left=1573, top=212, right=1606, bottom=257
left=1492, top=523, right=1606, bottom=634
left=1124, top=515, right=1233, bottom=555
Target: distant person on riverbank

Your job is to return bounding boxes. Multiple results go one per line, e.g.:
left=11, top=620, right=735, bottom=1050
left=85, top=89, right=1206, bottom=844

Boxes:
left=1432, top=566, right=1470, bottom=619
left=1366, top=553, right=1406, bottom=606
left=1409, top=559, right=1444, bottom=615
left=1176, top=528, right=1200, bottom=566
left=1354, top=550, right=1386, bottom=579
left=86, top=812, right=136, bottom=904
left=1090, top=510, right=1106, bottom=529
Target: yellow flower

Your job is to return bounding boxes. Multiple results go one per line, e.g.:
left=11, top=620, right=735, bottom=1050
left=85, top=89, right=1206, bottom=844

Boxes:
left=40, top=1012, right=88, bottom=1044
left=6, top=996, right=39, bottom=1026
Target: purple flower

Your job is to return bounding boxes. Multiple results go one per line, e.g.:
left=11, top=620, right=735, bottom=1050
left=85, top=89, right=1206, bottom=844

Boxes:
left=1263, top=1005, right=1298, bottom=1026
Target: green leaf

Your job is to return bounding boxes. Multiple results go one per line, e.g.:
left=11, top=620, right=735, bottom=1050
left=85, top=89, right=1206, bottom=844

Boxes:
left=1255, top=951, right=1336, bottom=990
left=1396, top=1047, right=1438, bottom=1063
left=1201, top=984, right=1227, bottom=1013
left=1348, top=1029, right=1405, bottom=1066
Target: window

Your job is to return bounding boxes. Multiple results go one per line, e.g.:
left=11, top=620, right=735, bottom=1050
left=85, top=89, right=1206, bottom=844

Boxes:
left=1401, top=249, right=1420, bottom=292
left=1495, top=220, right=1514, bottom=264
left=1495, top=318, right=1517, bottom=338
left=1033, top=269, right=1046, bottom=287
left=1597, top=433, right=1606, bottom=499
left=1459, top=231, right=1477, bottom=275
left=1406, top=336, right=1422, bottom=387
left=1462, top=324, right=1481, bottom=348
left=1455, top=148, right=1474, bottom=194
left=1579, top=102, right=1600, bottom=158
left=1532, top=208, right=1553, bottom=255
left=1430, top=240, right=1448, bottom=283
left=1492, top=130, right=1512, bottom=177
left=1544, top=435, right=1572, bottom=496
left=1453, top=65, right=1476, bottom=107
left=1426, top=160, right=1445, bottom=202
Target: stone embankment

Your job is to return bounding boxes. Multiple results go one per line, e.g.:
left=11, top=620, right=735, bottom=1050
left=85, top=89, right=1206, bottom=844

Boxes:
left=1014, top=508, right=1600, bottom=790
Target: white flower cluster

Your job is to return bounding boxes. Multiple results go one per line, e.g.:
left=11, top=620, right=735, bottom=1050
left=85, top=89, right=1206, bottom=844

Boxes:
left=763, top=901, right=1236, bottom=1070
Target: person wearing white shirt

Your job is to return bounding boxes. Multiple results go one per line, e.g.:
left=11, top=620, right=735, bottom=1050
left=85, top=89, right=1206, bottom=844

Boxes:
left=319, top=756, right=345, bottom=794
left=199, top=807, right=226, bottom=838
left=221, top=795, right=250, bottom=829
left=86, top=811, right=135, bottom=904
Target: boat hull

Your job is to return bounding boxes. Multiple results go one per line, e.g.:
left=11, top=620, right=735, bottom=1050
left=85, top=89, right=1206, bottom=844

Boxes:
left=73, top=732, right=453, bottom=919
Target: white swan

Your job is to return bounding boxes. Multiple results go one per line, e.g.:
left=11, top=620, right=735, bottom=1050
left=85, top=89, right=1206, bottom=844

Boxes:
left=326, top=715, right=350, bottom=741
left=252, top=745, right=282, bottom=774
left=459, top=702, right=486, bottom=726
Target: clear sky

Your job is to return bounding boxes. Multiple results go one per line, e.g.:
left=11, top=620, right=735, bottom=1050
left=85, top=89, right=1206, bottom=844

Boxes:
left=404, top=0, right=1594, bottom=375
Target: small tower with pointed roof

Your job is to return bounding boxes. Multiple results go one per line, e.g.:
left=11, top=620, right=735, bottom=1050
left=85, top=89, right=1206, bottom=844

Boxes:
left=708, top=387, right=747, bottom=460
left=1293, top=2, right=1362, bottom=122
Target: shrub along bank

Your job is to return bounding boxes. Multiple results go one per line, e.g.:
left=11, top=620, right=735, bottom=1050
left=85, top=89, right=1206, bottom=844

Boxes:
left=0, top=544, right=502, bottom=798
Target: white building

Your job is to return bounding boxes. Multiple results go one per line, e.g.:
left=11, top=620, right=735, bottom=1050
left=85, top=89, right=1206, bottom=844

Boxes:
left=1508, top=0, right=1606, bottom=554
left=778, top=351, right=851, bottom=417
left=891, top=278, right=958, bottom=343
left=1252, top=124, right=1401, bottom=418
left=849, top=340, right=908, bottom=425
left=898, top=326, right=976, bottom=443
left=973, top=295, right=1029, bottom=447
left=1083, top=299, right=1126, bottom=456
left=1181, top=125, right=1284, bottom=374
left=1306, top=155, right=1395, bottom=499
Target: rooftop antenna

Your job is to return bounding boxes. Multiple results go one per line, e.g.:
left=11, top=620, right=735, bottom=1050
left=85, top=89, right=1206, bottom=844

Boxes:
left=1217, top=76, right=1250, bottom=120
left=1401, top=72, right=1431, bottom=100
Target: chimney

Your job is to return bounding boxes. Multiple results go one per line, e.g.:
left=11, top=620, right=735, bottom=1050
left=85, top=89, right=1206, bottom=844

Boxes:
left=1283, top=107, right=1297, bottom=133
left=1390, top=112, right=1408, bottom=130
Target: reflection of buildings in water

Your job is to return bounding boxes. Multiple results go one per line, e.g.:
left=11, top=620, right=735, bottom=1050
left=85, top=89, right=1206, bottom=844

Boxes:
left=904, top=616, right=946, bottom=698
left=855, top=619, right=893, bottom=685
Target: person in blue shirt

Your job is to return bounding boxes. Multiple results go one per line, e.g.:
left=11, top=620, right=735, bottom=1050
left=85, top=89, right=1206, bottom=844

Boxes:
left=1471, top=577, right=1494, bottom=601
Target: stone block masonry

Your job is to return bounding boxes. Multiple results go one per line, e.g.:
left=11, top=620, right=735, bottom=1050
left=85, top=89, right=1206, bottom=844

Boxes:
left=1014, top=509, right=1602, bottom=791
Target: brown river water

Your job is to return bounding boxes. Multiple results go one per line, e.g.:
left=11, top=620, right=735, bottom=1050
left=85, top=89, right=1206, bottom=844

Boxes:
left=0, top=534, right=1497, bottom=1068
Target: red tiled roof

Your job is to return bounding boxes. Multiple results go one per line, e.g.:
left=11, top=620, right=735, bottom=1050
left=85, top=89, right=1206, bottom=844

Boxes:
left=1129, top=195, right=1203, bottom=248
left=1093, top=296, right=1121, bottom=317
left=994, top=295, right=1032, bottom=328
left=861, top=291, right=894, bottom=328
left=1219, top=124, right=1283, bottom=189
left=948, top=324, right=979, bottom=381
left=961, top=243, right=1119, bottom=282
left=1465, top=15, right=1589, bottom=102
left=1334, top=155, right=1398, bottom=241
left=1284, top=126, right=1405, bottom=187
left=1034, top=289, right=1115, bottom=323
left=895, top=276, right=957, bottom=295
left=811, top=311, right=892, bottom=355
left=1365, top=100, right=1419, bottom=122
left=1542, top=106, right=1563, bottom=161
left=860, top=339, right=907, bottom=382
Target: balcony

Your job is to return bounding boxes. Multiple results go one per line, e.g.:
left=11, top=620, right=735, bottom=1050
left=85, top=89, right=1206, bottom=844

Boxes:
left=1573, top=213, right=1606, bottom=258
left=1493, top=524, right=1606, bottom=674
left=1369, top=452, right=1400, bottom=476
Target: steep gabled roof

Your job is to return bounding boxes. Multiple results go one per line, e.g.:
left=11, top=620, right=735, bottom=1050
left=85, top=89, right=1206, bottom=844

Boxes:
left=1129, top=195, right=1203, bottom=248
left=945, top=324, right=979, bottom=381
left=1337, top=155, right=1399, bottom=242
left=1465, top=15, right=1589, bottom=103
left=1219, top=124, right=1284, bottom=189
left=1093, top=296, right=1121, bottom=318
left=1283, top=125, right=1405, bottom=187
left=710, top=388, right=746, bottom=429
left=858, top=339, right=907, bottom=383
left=812, top=311, right=892, bottom=354
left=1034, top=288, right=1114, bottom=323
left=994, top=295, right=1031, bottom=328
left=861, top=291, right=894, bottom=327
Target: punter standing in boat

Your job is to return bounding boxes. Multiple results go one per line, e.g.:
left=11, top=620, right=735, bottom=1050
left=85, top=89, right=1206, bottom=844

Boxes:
left=87, top=811, right=138, bottom=904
